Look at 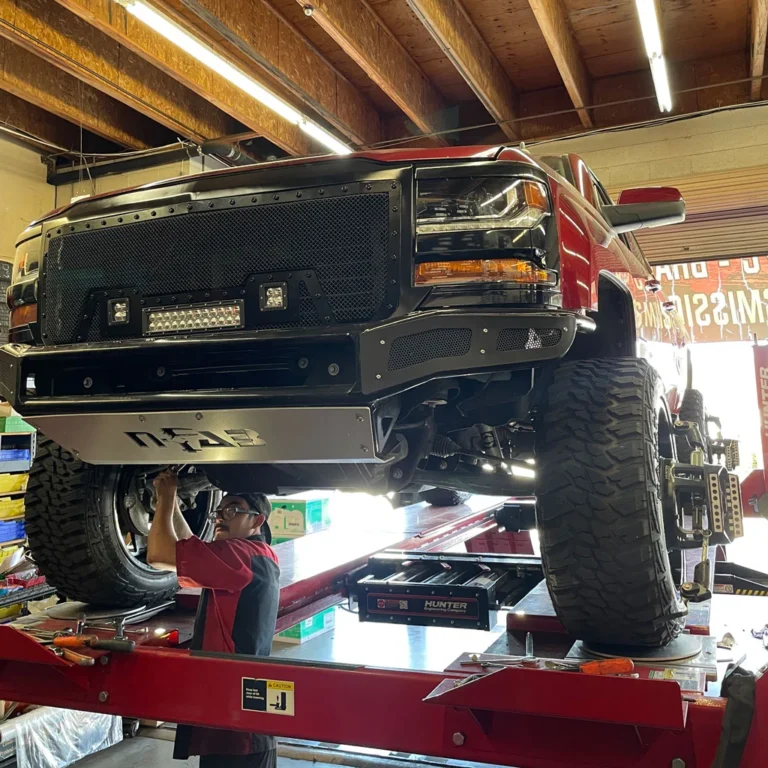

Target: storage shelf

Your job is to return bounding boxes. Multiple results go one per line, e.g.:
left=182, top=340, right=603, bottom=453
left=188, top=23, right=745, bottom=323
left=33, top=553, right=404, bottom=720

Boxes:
left=0, top=538, right=25, bottom=547
left=0, top=516, right=23, bottom=523
left=0, top=582, right=56, bottom=609
left=0, top=490, right=25, bottom=498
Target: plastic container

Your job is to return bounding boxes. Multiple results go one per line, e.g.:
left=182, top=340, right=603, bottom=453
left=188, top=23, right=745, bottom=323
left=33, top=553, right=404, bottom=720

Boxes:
left=0, top=473, right=28, bottom=494
left=0, top=518, right=25, bottom=543
left=0, top=497, right=24, bottom=519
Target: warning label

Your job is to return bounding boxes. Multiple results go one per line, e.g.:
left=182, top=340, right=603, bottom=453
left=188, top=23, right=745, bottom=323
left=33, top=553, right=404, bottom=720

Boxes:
left=648, top=668, right=702, bottom=692
left=242, top=678, right=295, bottom=716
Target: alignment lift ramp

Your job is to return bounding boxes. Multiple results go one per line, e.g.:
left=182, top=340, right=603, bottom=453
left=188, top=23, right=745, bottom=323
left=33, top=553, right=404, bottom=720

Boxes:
left=0, top=481, right=766, bottom=768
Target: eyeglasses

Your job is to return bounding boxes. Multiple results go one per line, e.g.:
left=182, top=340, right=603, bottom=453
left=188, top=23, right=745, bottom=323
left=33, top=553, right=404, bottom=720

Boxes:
left=207, top=503, right=258, bottom=522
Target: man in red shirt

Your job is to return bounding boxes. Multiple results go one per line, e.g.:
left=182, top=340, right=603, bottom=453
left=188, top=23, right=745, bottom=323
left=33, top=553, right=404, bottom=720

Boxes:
left=148, top=471, right=280, bottom=768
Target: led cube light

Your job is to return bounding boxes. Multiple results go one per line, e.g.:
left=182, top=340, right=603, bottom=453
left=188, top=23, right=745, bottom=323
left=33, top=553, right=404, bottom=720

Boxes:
left=144, top=301, right=243, bottom=335
left=259, top=282, right=288, bottom=312
left=108, top=298, right=130, bottom=325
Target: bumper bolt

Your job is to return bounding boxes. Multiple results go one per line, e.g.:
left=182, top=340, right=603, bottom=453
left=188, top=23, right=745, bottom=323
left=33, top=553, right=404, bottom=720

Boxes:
left=156, top=367, right=166, bottom=377
left=298, top=358, right=309, bottom=369
left=195, top=413, right=203, bottom=421
left=83, top=377, right=93, bottom=389
left=392, top=468, right=403, bottom=479
left=98, top=691, right=109, bottom=703
left=328, top=364, right=340, bottom=376
left=452, top=733, right=465, bottom=746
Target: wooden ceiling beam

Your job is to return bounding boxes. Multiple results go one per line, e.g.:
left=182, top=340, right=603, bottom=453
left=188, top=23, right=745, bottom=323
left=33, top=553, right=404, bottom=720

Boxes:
left=0, top=37, right=169, bottom=148
left=0, top=0, right=238, bottom=143
left=0, top=89, right=83, bottom=152
left=527, top=0, right=592, bottom=128
left=407, top=0, right=517, bottom=140
left=750, top=0, right=768, bottom=100
left=155, top=0, right=381, bottom=147
left=55, top=0, right=312, bottom=155
left=297, top=0, right=447, bottom=141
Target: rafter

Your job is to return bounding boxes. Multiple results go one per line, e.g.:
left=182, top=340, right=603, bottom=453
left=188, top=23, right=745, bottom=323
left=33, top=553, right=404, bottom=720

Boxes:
left=296, top=0, right=447, bottom=141
left=751, top=0, right=768, bottom=100
left=0, top=0, right=238, bottom=143
left=155, top=0, right=381, bottom=147
left=527, top=0, right=592, bottom=128
left=0, top=89, right=83, bottom=152
left=0, top=37, right=170, bottom=148
left=407, top=0, right=517, bottom=140
left=55, top=0, right=312, bottom=155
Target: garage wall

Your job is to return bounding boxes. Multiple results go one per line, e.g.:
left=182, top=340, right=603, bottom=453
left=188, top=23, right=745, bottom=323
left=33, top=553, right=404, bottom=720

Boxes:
left=537, top=106, right=768, bottom=264
left=54, top=154, right=225, bottom=206
left=0, top=138, right=54, bottom=263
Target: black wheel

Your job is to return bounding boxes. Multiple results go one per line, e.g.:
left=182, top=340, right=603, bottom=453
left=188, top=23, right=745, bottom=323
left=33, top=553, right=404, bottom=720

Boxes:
left=25, top=437, right=218, bottom=607
left=536, top=358, right=684, bottom=647
left=420, top=489, right=471, bottom=507
left=676, top=388, right=707, bottom=462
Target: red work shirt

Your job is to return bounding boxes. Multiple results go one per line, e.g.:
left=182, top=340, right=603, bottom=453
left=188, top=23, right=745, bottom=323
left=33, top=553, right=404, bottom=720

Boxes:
left=172, top=534, right=280, bottom=759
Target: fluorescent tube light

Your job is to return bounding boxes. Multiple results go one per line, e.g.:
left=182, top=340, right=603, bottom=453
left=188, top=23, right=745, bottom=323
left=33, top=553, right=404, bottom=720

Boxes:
left=116, top=0, right=352, bottom=155
left=634, top=0, right=672, bottom=113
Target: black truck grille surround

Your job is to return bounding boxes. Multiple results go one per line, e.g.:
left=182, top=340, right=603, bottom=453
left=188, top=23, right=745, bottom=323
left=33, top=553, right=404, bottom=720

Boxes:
left=42, top=189, right=394, bottom=345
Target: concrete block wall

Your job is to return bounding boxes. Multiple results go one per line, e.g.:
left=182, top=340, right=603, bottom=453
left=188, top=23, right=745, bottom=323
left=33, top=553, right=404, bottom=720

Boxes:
left=0, top=138, right=54, bottom=263
left=534, top=104, right=768, bottom=190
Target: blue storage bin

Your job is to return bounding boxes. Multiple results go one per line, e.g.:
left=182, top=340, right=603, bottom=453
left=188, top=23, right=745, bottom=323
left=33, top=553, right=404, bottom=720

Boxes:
left=0, top=518, right=25, bottom=543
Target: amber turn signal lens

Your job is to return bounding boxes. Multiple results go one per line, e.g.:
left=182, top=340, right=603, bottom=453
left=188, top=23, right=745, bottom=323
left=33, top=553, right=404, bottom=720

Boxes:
left=414, top=259, right=556, bottom=287
left=10, top=303, right=38, bottom=328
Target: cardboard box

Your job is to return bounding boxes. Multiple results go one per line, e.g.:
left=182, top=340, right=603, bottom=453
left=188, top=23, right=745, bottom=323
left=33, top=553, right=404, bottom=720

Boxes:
left=0, top=416, right=35, bottom=434
left=0, top=473, right=28, bottom=495
left=268, top=492, right=330, bottom=538
left=274, top=607, right=335, bottom=644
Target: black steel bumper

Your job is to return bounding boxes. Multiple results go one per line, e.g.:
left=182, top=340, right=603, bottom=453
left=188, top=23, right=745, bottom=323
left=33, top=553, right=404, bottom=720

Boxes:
left=0, top=309, right=578, bottom=416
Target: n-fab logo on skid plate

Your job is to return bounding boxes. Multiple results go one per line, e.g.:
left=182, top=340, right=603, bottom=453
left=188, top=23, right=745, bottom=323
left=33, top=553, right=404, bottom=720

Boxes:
left=125, top=427, right=265, bottom=454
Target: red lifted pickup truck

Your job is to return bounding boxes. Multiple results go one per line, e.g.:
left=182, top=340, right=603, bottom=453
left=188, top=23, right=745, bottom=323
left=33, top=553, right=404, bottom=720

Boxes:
left=3, top=145, right=742, bottom=647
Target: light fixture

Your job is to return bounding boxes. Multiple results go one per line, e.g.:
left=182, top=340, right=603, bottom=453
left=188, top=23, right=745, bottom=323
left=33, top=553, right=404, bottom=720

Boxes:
left=510, top=465, right=536, bottom=480
left=145, top=301, right=243, bottom=335
left=115, top=0, right=352, bottom=155
left=635, top=0, right=672, bottom=112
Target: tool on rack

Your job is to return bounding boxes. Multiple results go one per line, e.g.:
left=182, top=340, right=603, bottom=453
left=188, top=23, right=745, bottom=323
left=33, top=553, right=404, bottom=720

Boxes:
left=460, top=654, right=634, bottom=675
left=21, top=628, right=136, bottom=653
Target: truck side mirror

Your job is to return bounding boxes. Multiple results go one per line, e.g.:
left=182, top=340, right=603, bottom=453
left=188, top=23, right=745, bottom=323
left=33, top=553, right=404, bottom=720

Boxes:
left=603, top=187, right=685, bottom=234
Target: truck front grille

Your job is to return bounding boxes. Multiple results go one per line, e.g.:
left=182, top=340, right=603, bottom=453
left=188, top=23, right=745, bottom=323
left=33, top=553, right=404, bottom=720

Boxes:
left=41, top=184, right=398, bottom=345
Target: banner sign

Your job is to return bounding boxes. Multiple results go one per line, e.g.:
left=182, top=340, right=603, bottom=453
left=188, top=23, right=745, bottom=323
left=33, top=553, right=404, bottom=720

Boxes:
left=643, top=257, right=768, bottom=343
left=754, top=344, right=768, bottom=475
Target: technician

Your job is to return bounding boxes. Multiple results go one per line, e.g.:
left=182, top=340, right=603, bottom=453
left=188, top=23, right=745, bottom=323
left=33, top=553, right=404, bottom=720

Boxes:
left=148, top=470, right=280, bottom=768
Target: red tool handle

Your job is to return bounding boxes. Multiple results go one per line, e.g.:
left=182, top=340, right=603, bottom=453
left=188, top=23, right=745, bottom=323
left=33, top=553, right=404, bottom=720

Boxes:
left=579, top=658, right=635, bottom=676
left=53, top=635, right=136, bottom=653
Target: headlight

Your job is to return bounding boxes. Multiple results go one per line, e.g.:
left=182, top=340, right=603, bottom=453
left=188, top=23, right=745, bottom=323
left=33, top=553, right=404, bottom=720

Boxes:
left=12, top=238, right=41, bottom=284
left=416, top=177, right=550, bottom=234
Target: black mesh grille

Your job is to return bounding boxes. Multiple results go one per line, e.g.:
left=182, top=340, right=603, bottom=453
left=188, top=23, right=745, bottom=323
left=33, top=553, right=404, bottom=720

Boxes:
left=496, top=327, right=562, bottom=352
left=388, top=328, right=472, bottom=371
left=43, top=193, right=391, bottom=344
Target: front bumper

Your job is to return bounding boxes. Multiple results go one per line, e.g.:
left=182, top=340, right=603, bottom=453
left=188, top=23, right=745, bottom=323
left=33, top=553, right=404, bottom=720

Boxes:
left=0, top=309, right=578, bottom=464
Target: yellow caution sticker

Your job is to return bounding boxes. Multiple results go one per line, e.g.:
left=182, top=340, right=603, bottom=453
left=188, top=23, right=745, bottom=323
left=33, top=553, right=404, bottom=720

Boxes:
left=242, top=678, right=295, bottom=716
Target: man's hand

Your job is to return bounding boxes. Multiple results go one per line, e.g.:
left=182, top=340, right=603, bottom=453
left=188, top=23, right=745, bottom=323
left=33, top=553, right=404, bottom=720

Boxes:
left=154, top=468, right=178, bottom=498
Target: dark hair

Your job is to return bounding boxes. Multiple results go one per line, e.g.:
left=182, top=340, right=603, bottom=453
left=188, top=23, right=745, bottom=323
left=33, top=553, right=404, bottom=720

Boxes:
left=231, top=492, right=271, bottom=519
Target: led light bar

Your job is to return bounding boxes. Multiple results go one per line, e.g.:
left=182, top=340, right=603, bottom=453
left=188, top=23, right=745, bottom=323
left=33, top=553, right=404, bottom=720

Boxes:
left=144, top=301, right=243, bottom=335
left=114, top=0, right=351, bottom=155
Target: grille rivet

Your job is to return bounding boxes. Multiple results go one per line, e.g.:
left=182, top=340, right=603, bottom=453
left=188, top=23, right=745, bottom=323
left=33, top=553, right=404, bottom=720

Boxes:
left=366, top=184, right=371, bottom=190
left=356, top=414, right=364, bottom=422
left=134, top=214, right=140, bottom=220
left=315, top=293, right=320, bottom=298
left=483, top=328, right=488, bottom=333
left=46, top=233, right=51, bottom=238
left=204, top=292, right=210, bottom=298
left=230, top=199, right=236, bottom=205
left=139, top=415, right=146, bottom=422
left=187, top=294, right=192, bottom=300
left=391, top=183, right=397, bottom=189
left=101, top=220, right=106, bottom=226
left=324, top=315, right=330, bottom=321
left=380, top=340, right=386, bottom=345
left=342, top=186, right=348, bottom=192
left=118, top=218, right=123, bottom=223
left=305, top=272, right=311, bottom=278
left=223, top=291, right=228, bottom=297
left=140, top=300, right=145, bottom=306
left=328, top=364, right=340, bottom=376
left=391, top=255, right=396, bottom=260
left=480, top=349, right=486, bottom=354
left=392, top=206, right=398, bottom=212
left=298, top=358, right=309, bottom=369
left=85, top=223, right=91, bottom=229
left=187, top=204, right=193, bottom=210
left=376, top=374, right=382, bottom=380
left=171, top=296, right=176, bottom=301
left=319, top=189, right=324, bottom=195
left=169, top=208, right=174, bottom=213
left=56, top=229, right=61, bottom=234
left=360, top=445, right=369, bottom=453
left=69, top=225, right=75, bottom=231
left=157, top=367, right=166, bottom=377
left=296, top=191, right=302, bottom=198
left=251, top=197, right=257, bottom=203
left=240, top=289, right=246, bottom=295
left=208, top=202, right=214, bottom=208
left=83, top=377, right=93, bottom=389
left=390, top=279, right=396, bottom=284
left=274, top=195, right=279, bottom=200
left=195, top=412, right=203, bottom=420
left=151, top=211, right=157, bottom=216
